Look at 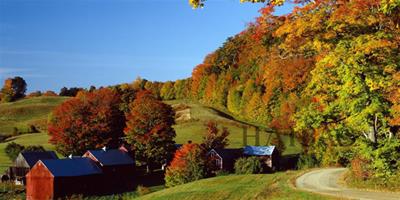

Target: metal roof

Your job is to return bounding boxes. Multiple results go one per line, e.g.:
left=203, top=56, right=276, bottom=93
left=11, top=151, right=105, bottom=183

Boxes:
left=20, top=151, right=58, bottom=168
left=243, top=146, right=276, bottom=156
left=41, top=157, right=102, bottom=177
left=86, top=149, right=134, bottom=166
left=210, top=148, right=243, bottom=161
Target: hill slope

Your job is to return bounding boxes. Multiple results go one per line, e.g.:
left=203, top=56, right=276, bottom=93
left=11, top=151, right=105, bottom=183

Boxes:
left=0, top=133, right=54, bottom=173
left=167, top=100, right=301, bottom=155
left=0, top=96, right=68, bottom=172
left=137, top=172, right=335, bottom=200
left=0, top=96, right=69, bottom=135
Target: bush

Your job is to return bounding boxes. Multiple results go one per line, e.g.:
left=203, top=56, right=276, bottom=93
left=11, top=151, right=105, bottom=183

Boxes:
left=23, top=145, right=45, bottom=153
left=12, top=127, right=20, bottom=137
left=297, top=154, right=318, bottom=169
left=234, top=157, right=263, bottom=174
left=0, top=135, right=10, bottom=143
left=4, top=142, right=25, bottom=161
left=350, top=156, right=371, bottom=180
left=136, top=185, right=151, bottom=196
left=4, top=143, right=46, bottom=161
left=0, top=182, right=25, bottom=199
left=165, top=143, right=206, bottom=187
left=352, top=138, right=400, bottom=182
left=27, top=125, right=39, bottom=133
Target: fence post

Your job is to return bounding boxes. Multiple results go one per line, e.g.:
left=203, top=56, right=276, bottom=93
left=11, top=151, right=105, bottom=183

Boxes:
left=243, top=126, right=247, bottom=146
left=255, top=127, right=260, bottom=146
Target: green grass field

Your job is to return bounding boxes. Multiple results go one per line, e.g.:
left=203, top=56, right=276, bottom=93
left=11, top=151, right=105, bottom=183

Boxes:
left=136, top=171, right=335, bottom=200
left=2, top=171, right=335, bottom=200
left=0, top=133, right=55, bottom=173
left=0, top=96, right=69, bottom=135
left=0, top=97, right=69, bottom=173
left=166, top=100, right=301, bottom=155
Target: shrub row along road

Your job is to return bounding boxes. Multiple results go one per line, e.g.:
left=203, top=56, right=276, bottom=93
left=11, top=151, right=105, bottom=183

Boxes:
left=296, top=168, right=400, bottom=200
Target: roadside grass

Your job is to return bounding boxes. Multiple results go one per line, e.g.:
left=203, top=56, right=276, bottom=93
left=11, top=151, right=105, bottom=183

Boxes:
left=166, top=100, right=301, bottom=155
left=343, top=171, right=400, bottom=192
left=0, top=96, right=69, bottom=135
left=136, top=171, right=337, bottom=200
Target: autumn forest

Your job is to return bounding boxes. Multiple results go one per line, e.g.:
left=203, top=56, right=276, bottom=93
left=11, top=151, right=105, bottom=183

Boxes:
left=1, top=0, right=400, bottom=199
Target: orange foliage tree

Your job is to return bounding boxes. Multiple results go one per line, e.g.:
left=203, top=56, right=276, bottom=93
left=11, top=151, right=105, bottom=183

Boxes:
left=48, top=88, right=125, bottom=156
left=1, top=76, right=27, bottom=102
left=165, top=143, right=205, bottom=187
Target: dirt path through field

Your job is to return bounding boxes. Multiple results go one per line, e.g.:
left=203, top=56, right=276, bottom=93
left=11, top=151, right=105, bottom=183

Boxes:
left=296, top=168, right=400, bottom=200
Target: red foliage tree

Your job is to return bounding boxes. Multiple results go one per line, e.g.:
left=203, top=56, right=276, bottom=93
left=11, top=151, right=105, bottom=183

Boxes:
left=48, top=88, right=125, bottom=156
left=124, top=90, right=176, bottom=170
left=201, top=121, right=229, bottom=152
left=165, top=143, right=205, bottom=187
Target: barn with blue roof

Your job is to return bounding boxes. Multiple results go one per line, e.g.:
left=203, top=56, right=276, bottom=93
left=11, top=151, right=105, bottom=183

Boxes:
left=83, top=146, right=135, bottom=192
left=26, top=157, right=103, bottom=200
left=243, top=145, right=279, bottom=171
left=9, top=151, right=58, bottom=184
left=207, top=148, right=243, bottom=172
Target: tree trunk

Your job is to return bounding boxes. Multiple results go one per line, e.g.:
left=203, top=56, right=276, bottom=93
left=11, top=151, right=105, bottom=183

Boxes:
left=367, top=115, right=379, bottom=144
left=368, top=126, right=377, bottom=144
left=146, top=164, right=151, bottom=174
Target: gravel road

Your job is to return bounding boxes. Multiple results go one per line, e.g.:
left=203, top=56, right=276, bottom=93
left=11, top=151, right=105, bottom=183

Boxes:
left=296, top=168, right=400, bottom=200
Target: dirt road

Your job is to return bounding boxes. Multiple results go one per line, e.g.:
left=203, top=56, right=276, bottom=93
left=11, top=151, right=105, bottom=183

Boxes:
left=295, top=168, right=400, bottom=200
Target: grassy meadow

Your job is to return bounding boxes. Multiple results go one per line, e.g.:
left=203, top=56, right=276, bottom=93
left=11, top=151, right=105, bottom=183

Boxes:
left=166, top=100, right=301, bottom=155
left=136, top=171, right=335, bottom=200
left=1, top=170, right=336, bottom=200
left=0, top=133, right=55, bottom=173
left=0, top=96, right=68, bottom=172
left=0, top=96, right=69, bottom=135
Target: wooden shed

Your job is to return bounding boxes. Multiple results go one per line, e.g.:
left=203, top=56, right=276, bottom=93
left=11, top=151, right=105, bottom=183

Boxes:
left=8, top=151, right=58, bottom=184
left=26, top=157, right=103, bottom=200
left=207, top=148, right=242, bottom=172
left=243, top=145, right=279, bottom=171
left=83, top=147, right=135, bottom=192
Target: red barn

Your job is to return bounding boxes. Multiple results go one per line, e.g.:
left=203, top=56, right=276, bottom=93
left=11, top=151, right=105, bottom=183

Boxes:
left=207, top=148, right=242, bottom=172
left=8, top=151, right=58, bottom=184
left=83, top=147, right=135, bottom=193
left=26, top=157, right=102, bottom=200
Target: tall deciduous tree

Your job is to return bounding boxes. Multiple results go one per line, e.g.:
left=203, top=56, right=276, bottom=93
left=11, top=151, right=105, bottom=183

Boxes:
left=160, top=81, right=175, bottom=100
left=201, top=121, right=230, bottom=152
left=1, top=76, right=27, bottom=102
left=124, top=90, right=176, bottom=171
left=48, top=88, right=125, bottom=156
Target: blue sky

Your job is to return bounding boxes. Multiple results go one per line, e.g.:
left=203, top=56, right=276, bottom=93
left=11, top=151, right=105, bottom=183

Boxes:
left=0, top=0, right=293, bottom=93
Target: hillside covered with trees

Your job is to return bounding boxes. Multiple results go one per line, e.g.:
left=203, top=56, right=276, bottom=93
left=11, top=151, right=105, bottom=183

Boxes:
left=134, top=0, right=400, bottom=187
left=0, top=0, right=399, bottom=197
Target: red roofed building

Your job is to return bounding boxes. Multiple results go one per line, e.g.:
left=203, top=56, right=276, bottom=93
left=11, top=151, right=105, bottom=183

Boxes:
left=83, top=146, right=135, bottom=193
left=26, top=157, right=103, bottom=200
